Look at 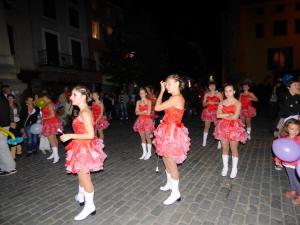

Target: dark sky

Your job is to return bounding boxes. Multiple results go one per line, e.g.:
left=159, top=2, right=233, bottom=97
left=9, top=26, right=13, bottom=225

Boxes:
left=108, top=0, right=224, bottom=81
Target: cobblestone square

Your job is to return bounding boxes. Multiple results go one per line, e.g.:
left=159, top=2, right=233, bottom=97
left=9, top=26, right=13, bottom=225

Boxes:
left=0, top=116, right=299, bottom=225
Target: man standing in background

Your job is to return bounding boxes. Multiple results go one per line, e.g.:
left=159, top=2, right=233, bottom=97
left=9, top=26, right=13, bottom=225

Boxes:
left=0, top=89, right=17, bottom=176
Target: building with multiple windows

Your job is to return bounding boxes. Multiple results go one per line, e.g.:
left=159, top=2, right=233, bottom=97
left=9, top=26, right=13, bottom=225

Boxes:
left=222, top=0, right=300, bottom=84
left=0, top=0, right=123, bottom=93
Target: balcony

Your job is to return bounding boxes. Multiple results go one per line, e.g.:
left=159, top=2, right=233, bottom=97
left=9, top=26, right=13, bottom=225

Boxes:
left=38, top=50, right=96, bottom=71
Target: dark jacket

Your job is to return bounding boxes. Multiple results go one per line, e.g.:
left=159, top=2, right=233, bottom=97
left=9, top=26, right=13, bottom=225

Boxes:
left=20, top=106, right=40, bottom=128
left=278, top=91, right=300, bottom=118
left=0, top=92, right=10, bottom=127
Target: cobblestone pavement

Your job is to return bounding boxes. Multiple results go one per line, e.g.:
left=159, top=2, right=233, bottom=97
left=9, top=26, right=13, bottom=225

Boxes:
left=0, top=115, right=299, bottom=225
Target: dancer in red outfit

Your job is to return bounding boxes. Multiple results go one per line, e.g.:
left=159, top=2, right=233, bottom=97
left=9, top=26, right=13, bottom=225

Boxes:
left=239, top=82, right=258, bottom=140
left=60, top=86, right=107, bottom=221
left=91, top=92, right=109, bottom=141
left=214, top=84, right=247, bottom=178
left=41, top=92, right=63, bottom=164
left=153, top=74, right=191, bottom=205
left=133, top=88, right=155, bottom=160
left=145, top=86, right=157, bottom=121
left=201, top=81, right=223, bottom=147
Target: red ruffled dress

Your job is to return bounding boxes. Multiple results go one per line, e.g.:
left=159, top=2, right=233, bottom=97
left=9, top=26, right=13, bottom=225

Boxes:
left=240, top=94, right=256, bottom=119
left=65, top=117, right=107, bottom=174
left=153, top=107, right=191, bottom=164
left=201, top=95, right=220, bottom=123
left=213, top=104, right=247, bottom=143
left=92, top=103, right=109, bottom=130
left=133, top=104, right=155, bottom=133
left=42, top=102, right=63, bottom=137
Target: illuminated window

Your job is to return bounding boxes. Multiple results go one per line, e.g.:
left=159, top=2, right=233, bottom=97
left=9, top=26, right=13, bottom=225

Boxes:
left=92, top=21, right=100, bottom=40
left=268, top=47, right=293, bottom=69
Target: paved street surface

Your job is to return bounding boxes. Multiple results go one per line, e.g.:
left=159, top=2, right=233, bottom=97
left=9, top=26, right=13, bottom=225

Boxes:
left=1, top=115, right=299, bottom=225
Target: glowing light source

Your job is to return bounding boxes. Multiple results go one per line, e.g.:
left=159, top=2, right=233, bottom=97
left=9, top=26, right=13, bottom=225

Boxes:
left=92, top=21, right=100, bottom=40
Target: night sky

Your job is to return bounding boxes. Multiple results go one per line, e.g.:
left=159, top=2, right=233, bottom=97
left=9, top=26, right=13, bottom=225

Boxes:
left=108, top=0, right=224, bottom=82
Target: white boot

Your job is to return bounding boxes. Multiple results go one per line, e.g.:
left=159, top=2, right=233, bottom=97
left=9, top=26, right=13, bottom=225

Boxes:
left=144, top=144, right=152, bottom=160
left=160, top=171, right=171, bottom=191
left=47, top=150, right=54, bottom=160
left=230, top=157, right=239, bottom=178
left=139, top=143, right=147, bottom=160
left=163, top=178, right=181, bottom=205
left=247, top=128, right=251, bottom=140
left=75, top=185, right=84, bottom=206
left=52, top=147, right=60, bottom=164
left=74, top=191, right=96, bottom=221
left=221, top=155, right=229, bottom=176
left=202, top=132, right=208, bottom=147
left=217, top=141, right=222, bottom=149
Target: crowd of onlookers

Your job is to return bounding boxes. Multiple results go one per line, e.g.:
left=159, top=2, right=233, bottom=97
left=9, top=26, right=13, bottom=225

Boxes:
left=0, top=76, right=297, bottom=176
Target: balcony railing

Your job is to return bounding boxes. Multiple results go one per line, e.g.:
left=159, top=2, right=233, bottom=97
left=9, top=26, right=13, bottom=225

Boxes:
left=38, top=50, right=96, bottom=71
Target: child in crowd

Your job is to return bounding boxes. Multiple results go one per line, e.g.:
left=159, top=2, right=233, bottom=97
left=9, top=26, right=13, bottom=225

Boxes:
left=276, top=119, right=300, bottom=205
left=8, top=122, right=22, bottom=159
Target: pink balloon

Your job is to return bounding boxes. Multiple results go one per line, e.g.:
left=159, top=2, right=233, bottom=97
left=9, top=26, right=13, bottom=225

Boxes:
left=272, top=138, right=300, bottom=162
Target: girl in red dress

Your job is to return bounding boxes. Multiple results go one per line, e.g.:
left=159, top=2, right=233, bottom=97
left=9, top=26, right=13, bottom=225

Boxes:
left=60, top=86, right=107, bottom=221
left=201, top=81, right=223, bottom=147
left=133, top=88, right=155, bottom=160
left=239, top=82, right=258, bottom=140
left=41, top=92, right=63, bottom=164
left=214, top=84, right=247, bottom=178
left=153, top=74, right=191, bottom=205
left=91, top=92, right=109, bottom=141
left=145, top=86, right=158, bottom=122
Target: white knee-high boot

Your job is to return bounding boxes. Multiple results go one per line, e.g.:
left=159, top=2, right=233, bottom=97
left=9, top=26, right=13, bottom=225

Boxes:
left=163, top=178, right=181, bottom=205
left=222, top=155, right=229, bottom=176
left=247, top=128, right=251, bottom=140
left=47, top=148, right=54, bottom=159
left=144, top=144, right=152, bottom=160
left=52, top=147, right=59, bottom=164
left=139, top=143, right=147, bottom=160
left=160, top=171, right=171, bottom=191
left=75, top=185, right=85, bottom=206
left=202, top=132, right=208, bottom=147
left=230, top=157, right=239, bottom=178
left=74, top=191, right=96, bottom=221
left=217, top=141, right=222, bottom=149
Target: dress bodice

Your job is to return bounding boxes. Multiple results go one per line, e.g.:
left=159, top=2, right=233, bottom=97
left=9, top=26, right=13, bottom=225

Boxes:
left=92, top=103, right=102, bottom=120
left=240, top=94, right=251, bottom=108
left=207, top=95, right=219, bottom=103
left=42, top=102, right=56, bottom=118
left=139, top=104, right=148, bottom=111
left=206, top=95, right=220, bottom=110
left=72, top=117, right=87, bottom=134
left=162, top=107, right=184, bottom=126
left=221, top=104, right=236, bottom=114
